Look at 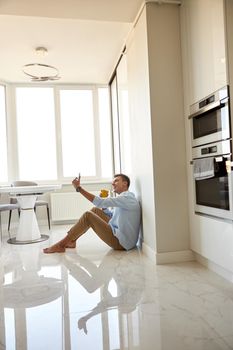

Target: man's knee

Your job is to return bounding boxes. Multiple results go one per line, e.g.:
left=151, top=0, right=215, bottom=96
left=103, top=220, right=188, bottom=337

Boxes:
left=84, top=210, right=94, bottom=218
left=81, top=210, right=94, bottom=222
left=90, top=207, right=99, bottom=214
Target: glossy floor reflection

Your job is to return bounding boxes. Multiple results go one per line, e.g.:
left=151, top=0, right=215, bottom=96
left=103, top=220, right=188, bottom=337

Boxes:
left=1, top=225, right=233, bottom=350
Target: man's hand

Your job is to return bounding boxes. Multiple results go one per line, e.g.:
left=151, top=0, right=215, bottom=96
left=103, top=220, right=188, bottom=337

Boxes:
left=72, top=174, right=95, bottom=203
left=78, top=317, right=88, bottom=334
left=72, top=174, right=81, bottom=190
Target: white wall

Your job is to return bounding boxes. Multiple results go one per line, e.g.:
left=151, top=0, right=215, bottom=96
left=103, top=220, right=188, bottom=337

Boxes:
left=146, top=3, right=190, bottom=255
left=125, top=3, right=190, bottom=260
left=126, top=7, right=157, bottom=252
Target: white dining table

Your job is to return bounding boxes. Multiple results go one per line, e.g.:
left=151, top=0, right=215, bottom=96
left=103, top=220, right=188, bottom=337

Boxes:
left=0, top=184, right=61, bottom=244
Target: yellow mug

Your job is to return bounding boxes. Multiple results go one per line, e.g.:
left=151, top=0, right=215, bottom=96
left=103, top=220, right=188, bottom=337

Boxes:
left=100, top=189, right=109, bottom=198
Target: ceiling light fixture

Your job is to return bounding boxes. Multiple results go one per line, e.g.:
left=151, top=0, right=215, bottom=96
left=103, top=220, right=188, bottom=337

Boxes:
left=35, top=46, right=48, bottom=57
left=22, top=63, right=60, bottom=82
left=22, top=46, right=60, bottom=81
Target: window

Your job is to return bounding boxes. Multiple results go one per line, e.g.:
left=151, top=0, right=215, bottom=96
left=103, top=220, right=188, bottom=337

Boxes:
left=59, top=87, right=113, bottom=179
left=118, top=89, right=131, bottom=174
left=98, top=87, right=113, bottom=178
left=59, top=89, right=96, bottom=177
left=15, top=87, right=57, bottom=180
left=110, top=55, right=131, bottom=175
left=110, top=77, right=121, bottom=173
left=0, top=85, right=8, bottom=182
left=11, top=85, right=113, bottom=183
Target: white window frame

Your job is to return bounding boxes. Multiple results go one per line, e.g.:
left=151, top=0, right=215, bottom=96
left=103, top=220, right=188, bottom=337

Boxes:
left=55, top=85, right=102, bottom=182
left=0, top=83, right=8, bottom=184
left=1, top=83, right=113, bottom=185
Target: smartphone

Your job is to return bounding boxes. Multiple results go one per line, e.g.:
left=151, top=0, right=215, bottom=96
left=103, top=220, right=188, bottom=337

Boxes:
left=74, top=173, right=81, bottom=181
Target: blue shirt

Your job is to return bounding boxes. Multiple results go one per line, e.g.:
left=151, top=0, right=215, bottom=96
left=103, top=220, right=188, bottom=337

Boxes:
left=93, top=191, right=141, bottom=250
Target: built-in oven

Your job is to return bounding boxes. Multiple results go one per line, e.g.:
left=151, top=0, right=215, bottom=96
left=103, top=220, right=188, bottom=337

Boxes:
left=190, top=86, right=233, bottom=220
left=192, top=140, right=233, bottom=219
left=190, top=86, right=230, bottom=147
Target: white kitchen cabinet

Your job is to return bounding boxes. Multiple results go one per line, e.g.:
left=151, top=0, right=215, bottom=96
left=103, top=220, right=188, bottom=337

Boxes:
left=182, top=0, right=227, bottom=104
left=225, top=0, right=233, bottom=116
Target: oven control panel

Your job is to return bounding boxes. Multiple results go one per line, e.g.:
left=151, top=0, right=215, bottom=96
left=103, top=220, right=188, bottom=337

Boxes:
left=192, top=139, right=231, bottom=159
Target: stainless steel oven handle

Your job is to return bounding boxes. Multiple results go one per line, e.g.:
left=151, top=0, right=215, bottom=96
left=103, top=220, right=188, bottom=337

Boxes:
left=188, top=99, right=228, bottom=119
left=190, top=155, right=230, bottom=164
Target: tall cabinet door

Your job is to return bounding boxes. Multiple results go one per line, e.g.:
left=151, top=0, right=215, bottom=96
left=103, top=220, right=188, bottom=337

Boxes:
left=182, top=0, right=227, bottom=104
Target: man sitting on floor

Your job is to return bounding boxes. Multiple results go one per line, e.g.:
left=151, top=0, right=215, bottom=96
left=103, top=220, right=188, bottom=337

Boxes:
left=43, top=173, right=141, bottom=253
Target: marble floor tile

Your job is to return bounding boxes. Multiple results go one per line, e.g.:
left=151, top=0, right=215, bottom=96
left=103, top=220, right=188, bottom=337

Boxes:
left=0, top=225, right=233, bottom=350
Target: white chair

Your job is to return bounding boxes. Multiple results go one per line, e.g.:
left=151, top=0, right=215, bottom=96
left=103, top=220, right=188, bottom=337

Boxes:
left=0, top=203, right=19, bottom=241
left=9, top=181, right=51, bottom=230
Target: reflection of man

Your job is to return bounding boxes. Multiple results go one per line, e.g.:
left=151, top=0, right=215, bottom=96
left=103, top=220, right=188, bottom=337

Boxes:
left=63, top=250, right=144, bottom=334
left=77, top=281, right=138, bottom=334
left=44, top=174, right=141, bottom=253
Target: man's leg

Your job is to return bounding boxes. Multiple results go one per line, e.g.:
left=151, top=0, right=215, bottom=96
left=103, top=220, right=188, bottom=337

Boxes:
left=43, top=208, right=124, bottom=253
left=65, top=207, right=110, bottom=248
left=90, top=207, right=111, bottom=223
left=68, top=209, right=124, bottom=250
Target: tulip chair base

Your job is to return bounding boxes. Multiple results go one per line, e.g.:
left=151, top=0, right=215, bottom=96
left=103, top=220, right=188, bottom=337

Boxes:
left=7, top=234, right=49, bottom=245
left=0, top=184, right=61, bottom=245
left=8, top=195, right=48, bottom=245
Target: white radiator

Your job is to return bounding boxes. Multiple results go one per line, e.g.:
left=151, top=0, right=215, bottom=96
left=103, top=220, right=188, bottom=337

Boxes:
left=50, top=191, right=99, bottom=222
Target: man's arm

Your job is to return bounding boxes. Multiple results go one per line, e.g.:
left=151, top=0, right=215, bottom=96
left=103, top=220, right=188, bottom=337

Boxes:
left=72, top=176, right=95, bottom=203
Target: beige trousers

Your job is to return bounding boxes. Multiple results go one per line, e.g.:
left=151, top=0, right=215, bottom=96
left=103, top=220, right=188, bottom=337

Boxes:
left=67, top=207, right=125, bottom=250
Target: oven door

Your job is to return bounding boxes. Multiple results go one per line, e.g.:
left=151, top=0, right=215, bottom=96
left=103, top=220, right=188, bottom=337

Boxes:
left=191, top=97, right=230, bottom=147
left=194, top=156, right=233, bottom=219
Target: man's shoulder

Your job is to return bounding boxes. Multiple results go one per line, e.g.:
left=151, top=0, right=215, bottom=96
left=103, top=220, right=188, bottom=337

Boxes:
left=120, top=190, right=134, bottom=197
left=121, top=191, right=140, bottom=204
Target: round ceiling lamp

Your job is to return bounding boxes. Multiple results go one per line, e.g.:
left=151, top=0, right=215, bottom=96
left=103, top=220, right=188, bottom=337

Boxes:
left=35, top=46, right=48, bottom=57
left=23, top=47, right=60, bottom=81
left=22, top=63, right=60, bottom=81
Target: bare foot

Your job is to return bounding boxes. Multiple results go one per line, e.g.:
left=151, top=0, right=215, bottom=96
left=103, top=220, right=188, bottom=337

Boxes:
left=43, top=243, right=66, bottom=254
left=65, top=241, right=76, bottom=248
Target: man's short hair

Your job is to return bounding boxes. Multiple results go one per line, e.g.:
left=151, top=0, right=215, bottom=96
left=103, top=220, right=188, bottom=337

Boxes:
left=114, top=173, right=130, bottom=188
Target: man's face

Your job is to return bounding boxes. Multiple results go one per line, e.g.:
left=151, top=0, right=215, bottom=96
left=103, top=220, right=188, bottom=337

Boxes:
left=112, top=176, right=127, bottom=194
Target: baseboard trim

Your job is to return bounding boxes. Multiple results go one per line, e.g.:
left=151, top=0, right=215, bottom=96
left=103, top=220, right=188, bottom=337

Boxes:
left=142, top=243, right=194, bottom=264
left=142, top=242, right=156, bottom=263
left=142, top=243, right=233, bottom=282
left=156, top=249, right=195, bottom=264
left=194, top=252, right=233, bottom=283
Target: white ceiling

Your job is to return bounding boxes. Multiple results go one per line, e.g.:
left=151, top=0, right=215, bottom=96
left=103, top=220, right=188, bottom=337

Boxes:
left=0, top=0, right=144, bottom=84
